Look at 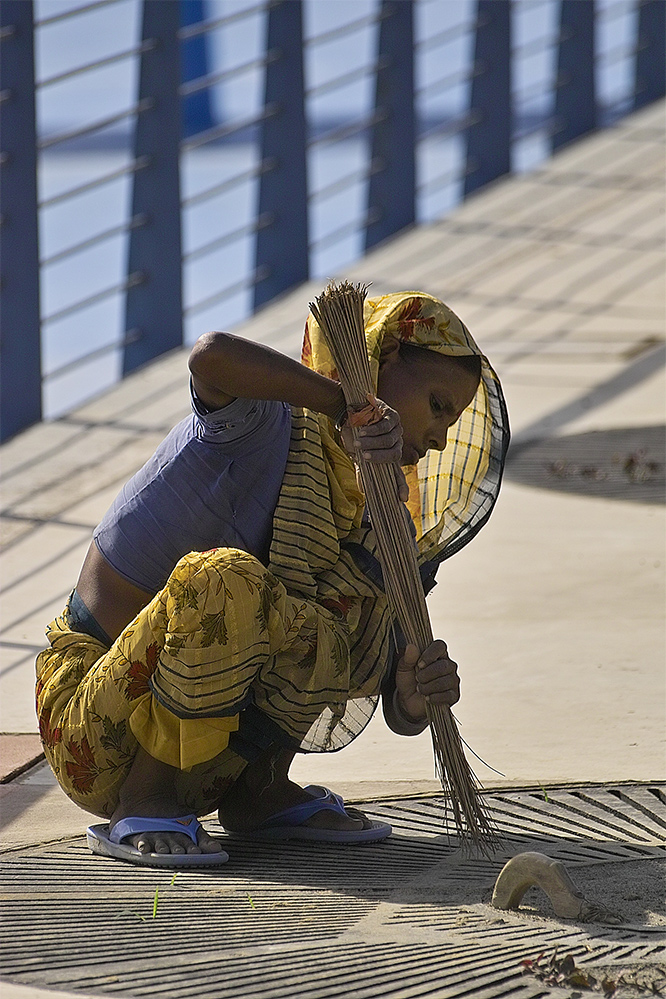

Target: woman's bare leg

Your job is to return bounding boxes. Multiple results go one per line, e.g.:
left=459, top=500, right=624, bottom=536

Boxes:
left=217, top=747, right=371, bottom=832
left=110, top=746, right=225, bottom=855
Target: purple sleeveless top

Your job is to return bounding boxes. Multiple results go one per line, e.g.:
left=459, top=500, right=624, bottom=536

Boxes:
left=93, top=384, right=291, bottom=593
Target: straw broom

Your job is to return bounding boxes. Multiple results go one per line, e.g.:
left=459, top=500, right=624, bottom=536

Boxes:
left=309, top=280, right=497, bottom=852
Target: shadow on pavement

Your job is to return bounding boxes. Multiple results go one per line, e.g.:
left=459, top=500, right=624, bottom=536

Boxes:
left=506, top=425, right=665, bottom=504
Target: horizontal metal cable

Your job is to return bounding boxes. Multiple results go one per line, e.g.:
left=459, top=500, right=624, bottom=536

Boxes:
left=43, top=329, right=141, bottom=382
left=513, top=0, right=551, bottom=10
left=309, top=209, right=380, bottom=252
left=608, top=84, right=643, bottom=104
left=308, top=159, right=383, bottom=204
left=180, top=51, right=279, bottom=98
left=550, top=103, right=632, bottom=135
left=185, top=267, right=270, bottom=316
left=39, top=156, right=150, bottom=209
left=513, top=34, right=559, bottom=60
left=181, top=161, right=274, bottom=209
left=307, top=109, right=386, bottom=147
left=417, top=66, right=477, bottom=99
left=514, top=80, right=554, bottom=104
left=36, top=39, right=156, bottom=89
left=597, top=42, right=641, bottom=66
left=305, top=11, right=383, bottom=48
left=514, top=112, right=558, bottom=140
left=544, top=94, right=639, bottom=138
left=181, top=105, right=279, bottom=151
left=306, top=60, right=384, bottom=100
left=416, top=19, right=477, bottom=53
left=420, top=110, right=481, bottom=142
left=178, top=3, right=268, bottom=41
left=183, top=214, right=273, bottom=263
left=40, top=214, right=148, bottom=267
left=35, top=0, right=124, bottom=28
left=417, top=165, right=467, bottom=197
left=38, top=99, right=153, bottom=150
left=42, top=272, right=144, bottom=326
left=0, top=25, right=17, bottom=40
left=597, top=1, right=636, bottom=23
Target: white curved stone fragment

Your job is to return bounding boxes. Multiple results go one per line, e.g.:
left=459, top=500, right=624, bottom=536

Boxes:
left=491, top=851, right=622, bottom=924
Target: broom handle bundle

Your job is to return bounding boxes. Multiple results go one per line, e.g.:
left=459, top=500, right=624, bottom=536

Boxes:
left=310, top=281, right=496, bottom=851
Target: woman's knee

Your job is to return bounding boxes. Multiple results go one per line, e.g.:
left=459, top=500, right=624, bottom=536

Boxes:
left=172, top=547, right=266, bottom=579
left=166, top=548, right=277, bottom=622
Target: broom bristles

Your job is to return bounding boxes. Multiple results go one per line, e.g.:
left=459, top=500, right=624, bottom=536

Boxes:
left=309, top=280, right=497, bottom=853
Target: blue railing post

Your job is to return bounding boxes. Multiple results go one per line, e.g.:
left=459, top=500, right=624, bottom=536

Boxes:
left=634, top=0, right=666, bottom=110
left=180, top=0, right=215, bottom=137
left=252, top=0, right=308, bottom=310
left=364, top=0, right=415, bottom=252
left=464, top=0, right=511, bottom=197
left=552, top=0, right=596, bottom=151
left=0, top=0, right=41, bottom=441
left=123, top=0, right=183, bottom=376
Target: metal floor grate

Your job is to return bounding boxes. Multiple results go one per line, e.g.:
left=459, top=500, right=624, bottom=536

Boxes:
left=1, top=782, right=664, bottom=998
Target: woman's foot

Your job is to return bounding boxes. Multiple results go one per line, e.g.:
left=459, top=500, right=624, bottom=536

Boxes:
left=217, top=748, right=371, bottom=834
left=110, top=746, right=225, bottom=856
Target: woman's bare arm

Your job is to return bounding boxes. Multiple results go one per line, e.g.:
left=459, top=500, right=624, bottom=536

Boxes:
left=188, top=331, right=346, bottom=417
left=189, top=330, right=404, bottom=466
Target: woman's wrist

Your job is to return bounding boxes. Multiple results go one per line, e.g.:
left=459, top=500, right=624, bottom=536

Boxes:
left=326, top=384, right=347, bottom=424
left=307, top=375, right=346, bottom=423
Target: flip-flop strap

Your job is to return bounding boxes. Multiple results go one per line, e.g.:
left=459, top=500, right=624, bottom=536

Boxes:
left=110, top=815, right=201, bottom=846
left=259, top=786, right=348, bottom=830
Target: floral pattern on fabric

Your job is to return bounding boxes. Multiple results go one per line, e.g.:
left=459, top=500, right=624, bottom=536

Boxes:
left=122, top=642, right=159, bottom=700
left=64, top=735, right=101, bottom=796
left=397, top=298, right=436, bottom=339
left=38, top=707, right=62, bottom=750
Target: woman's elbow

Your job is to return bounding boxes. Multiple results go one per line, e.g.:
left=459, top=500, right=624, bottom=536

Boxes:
left=188, top=330, right=229, bottom=377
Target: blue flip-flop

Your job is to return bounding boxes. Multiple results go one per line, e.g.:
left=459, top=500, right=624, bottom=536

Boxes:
left=223, top=785, right=392, bottom=843
left=87, top=815, right=229, bottom=867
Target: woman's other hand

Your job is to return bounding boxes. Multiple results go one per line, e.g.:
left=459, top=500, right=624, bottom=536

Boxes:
left=395, top=641, right=460, bottom=723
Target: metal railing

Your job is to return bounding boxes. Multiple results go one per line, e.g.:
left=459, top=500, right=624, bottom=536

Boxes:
left=1, top=0, right=664, bottom=440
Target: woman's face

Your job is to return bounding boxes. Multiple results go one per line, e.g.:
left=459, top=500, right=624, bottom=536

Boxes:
left=377, top=346, right=480, bottom=466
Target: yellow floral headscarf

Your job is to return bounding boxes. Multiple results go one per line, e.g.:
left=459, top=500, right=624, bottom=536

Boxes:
left=302, top=291, right=510, bottom=566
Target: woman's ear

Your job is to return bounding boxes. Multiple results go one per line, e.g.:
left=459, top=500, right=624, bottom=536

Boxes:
left=378, top=334, right=401, bottom=369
